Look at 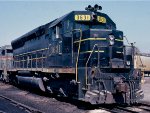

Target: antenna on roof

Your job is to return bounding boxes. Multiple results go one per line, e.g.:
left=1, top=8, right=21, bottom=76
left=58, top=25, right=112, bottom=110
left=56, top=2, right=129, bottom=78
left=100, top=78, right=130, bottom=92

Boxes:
left=85, top=4, right=102, bottom=12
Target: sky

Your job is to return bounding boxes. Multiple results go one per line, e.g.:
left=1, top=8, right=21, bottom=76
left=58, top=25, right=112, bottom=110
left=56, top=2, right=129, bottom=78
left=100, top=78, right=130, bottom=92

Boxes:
left=0, top=0, right=150, bottom=53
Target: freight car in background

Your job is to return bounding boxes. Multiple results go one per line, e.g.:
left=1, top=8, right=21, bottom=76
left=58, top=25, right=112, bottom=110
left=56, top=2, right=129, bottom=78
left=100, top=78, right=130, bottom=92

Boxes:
left=134, top=53, right=150, bottom=77
left=0, top=5, right=144, bottom=105
left=0, top=45, right=13, bottom=82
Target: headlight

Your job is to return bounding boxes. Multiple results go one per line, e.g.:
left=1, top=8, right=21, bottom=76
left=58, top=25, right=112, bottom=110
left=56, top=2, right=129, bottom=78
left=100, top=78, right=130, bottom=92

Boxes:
left=126, top=61, right=130, bottom=66
left=109, top=35, right=115, bottom=45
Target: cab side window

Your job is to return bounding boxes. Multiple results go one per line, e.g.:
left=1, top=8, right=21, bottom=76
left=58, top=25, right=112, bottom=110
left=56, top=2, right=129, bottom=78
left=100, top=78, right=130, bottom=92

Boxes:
left=51, top=23, right=62, bottom=40
left=52, top=27, right=56, bottom=40
left=56, top=23, right=62, bottom=39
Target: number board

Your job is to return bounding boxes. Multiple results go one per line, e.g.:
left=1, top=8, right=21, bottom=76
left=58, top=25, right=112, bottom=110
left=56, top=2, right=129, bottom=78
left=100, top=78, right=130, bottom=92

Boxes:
left=74, top=15, right=107, bottom=23
left=97, top=16, right=106, bottom=23
left=75, top=15, right=91, bottom=21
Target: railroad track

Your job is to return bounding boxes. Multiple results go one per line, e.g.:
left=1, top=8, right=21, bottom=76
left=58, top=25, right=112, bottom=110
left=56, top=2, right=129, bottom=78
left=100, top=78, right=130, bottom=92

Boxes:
left=97, top=103, right=150, bottom=113
left=0, top=95, right=43, bottom=113
left=1, top=81, right=150, bottom=113
left=0, top=93, right=150, bottom=113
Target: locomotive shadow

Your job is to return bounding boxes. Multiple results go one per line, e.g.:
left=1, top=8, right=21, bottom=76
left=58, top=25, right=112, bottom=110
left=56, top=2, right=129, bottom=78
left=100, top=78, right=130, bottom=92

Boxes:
left=13, top=84, right=131, bottom=110
left=54, top=96, right=129, bottom=110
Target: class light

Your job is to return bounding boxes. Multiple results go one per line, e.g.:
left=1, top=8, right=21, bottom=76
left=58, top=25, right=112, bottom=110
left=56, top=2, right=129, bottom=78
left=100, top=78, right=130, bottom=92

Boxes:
left=126, top=61, right=130, bottom=66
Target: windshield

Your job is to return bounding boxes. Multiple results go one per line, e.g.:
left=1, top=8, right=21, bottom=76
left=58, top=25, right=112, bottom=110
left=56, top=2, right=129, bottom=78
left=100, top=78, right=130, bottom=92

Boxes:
left=75, top=22, right=108, bottom=31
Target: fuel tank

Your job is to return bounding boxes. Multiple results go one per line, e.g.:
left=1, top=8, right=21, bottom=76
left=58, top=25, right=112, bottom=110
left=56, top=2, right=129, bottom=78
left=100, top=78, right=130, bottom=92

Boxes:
left=16, top=71, right=45, bottom=92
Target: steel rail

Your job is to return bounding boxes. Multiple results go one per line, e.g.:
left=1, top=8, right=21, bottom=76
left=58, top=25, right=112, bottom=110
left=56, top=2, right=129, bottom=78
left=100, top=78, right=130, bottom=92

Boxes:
left=0, top=95, right=43, bottom=113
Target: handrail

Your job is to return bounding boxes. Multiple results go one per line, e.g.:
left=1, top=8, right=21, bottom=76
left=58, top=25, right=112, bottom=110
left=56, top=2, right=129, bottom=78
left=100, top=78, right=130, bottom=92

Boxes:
left=58, top=29, right=83, bottom=82
left=85, top=44, right=98, bottom=86
left=74, top=29, right=82, bottom=82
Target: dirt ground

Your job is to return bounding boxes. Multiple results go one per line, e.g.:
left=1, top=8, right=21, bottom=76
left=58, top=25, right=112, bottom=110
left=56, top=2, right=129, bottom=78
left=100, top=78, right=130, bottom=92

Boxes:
left=0, top=82, right=109, bottom=113
left=141, top=77, right=150, bottom=103
left=1, top=78, right=148, bottom=113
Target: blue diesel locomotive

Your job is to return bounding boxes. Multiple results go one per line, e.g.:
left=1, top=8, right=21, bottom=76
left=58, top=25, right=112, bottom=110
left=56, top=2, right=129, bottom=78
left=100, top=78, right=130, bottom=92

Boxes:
left=3, top=5, right=143, bottom=104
